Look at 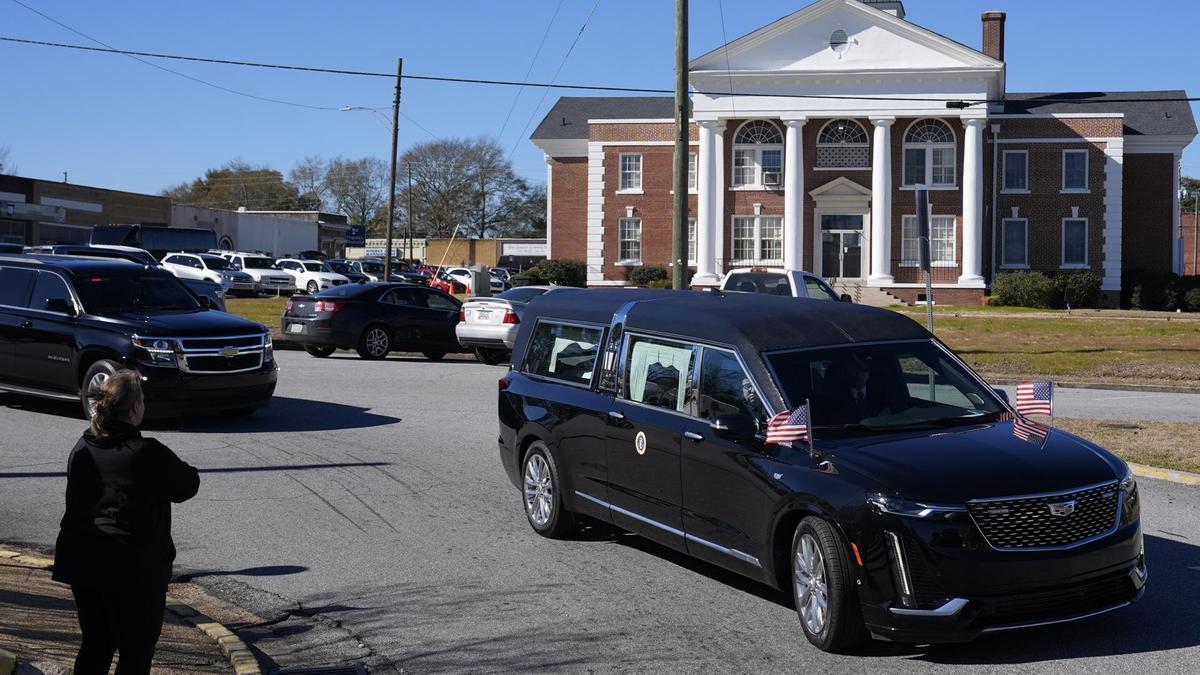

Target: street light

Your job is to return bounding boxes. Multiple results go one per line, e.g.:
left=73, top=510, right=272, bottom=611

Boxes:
left=340, top=105, right=391, bottom=130
left=341, top=65, right=401, bottom=278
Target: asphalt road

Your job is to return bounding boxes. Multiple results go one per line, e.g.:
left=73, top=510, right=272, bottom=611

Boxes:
left=2, top=351, right=1199, bottom=673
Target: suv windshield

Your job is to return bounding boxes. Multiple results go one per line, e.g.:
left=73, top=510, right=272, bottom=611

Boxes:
left=767, top=341, right=1005, bottom=432
left=75, top=271, right=202, bottom=314
left=243, top=257, right=278, bottom=270
left=725, top=272, right=790, bottom=295
left=360, top=262, right=384, bottom=274
left=198, top=255, right=231, bottom=270
left=328, top=262, right=352, bottom=274
left=302, top=262, right=331, bottom=273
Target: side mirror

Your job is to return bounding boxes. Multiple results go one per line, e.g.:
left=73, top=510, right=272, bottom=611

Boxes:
left=45, top=298, right=77, bottom=317
left=198, top=296, right=216, bottom=310
left=709, top=413, right=758, bottom=442
left=993, top=387, right=1010, bottom=404
left=840, top=293, right=853, bottom=303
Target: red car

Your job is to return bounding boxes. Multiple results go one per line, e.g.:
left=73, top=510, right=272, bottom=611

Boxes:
left=427, top=269, right=466, bottom=294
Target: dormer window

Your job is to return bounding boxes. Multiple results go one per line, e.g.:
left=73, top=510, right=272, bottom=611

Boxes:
left=732, top=120, right=784, bottom=188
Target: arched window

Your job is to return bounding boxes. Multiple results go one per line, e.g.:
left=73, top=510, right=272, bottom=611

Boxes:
left=903, top=119, right=956, bottom=186
left=732, top=120, right=783, bottom=187
left=816, top=119, right=869, bottom=168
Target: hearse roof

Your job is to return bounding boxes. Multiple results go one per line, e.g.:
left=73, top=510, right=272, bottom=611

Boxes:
left=525, top=288, right=930, bottom=352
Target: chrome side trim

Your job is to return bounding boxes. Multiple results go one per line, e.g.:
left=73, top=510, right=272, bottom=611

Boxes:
left=0, top=383, right=78, bottom=401
left=573, top=490, right=761, bottom=568
left=980, top=601, right=1131, bottom=633
left=889, top=597, right=969, bottom=617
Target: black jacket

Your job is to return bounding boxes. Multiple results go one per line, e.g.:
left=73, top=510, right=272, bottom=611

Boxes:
left=52, top=423, right=199, bottom=589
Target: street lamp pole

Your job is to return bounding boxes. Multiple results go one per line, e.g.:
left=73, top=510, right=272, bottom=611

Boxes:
left=384, top=58, right=403, bottom=280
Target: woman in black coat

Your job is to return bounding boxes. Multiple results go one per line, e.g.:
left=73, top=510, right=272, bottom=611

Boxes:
left=52, top=370, right=200, bottom=675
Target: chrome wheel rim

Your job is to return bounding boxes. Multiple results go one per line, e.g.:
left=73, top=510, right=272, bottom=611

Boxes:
left=365, top=328, right=389, bottom=357
left=307, top=282, right=318, bottom=293
left=86, top=371, right=109, bottom=418
left=795, top=533, right=829, bottom=635
left=523, top=453, right=553, bottom=527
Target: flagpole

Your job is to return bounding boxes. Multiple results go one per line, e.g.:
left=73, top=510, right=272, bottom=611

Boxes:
left=805, top=398, right=821, bottom=463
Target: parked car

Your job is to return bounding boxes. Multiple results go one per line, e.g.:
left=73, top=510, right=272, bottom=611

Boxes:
left=222, top=252, right=296, bottom=295
left=0, top=243, right=24, bottom=254
left=281, top=282, right=463, bottom=361
left=428, top=269, right=467, bottom=295
left=22, top=244, right=160, bottom=267
left=490, top=267, right=513, bottom=282
left=498, top=289, right=1144, bottom=651
left=354, top=258, right=430, bottom=285
left=720, top=267, right=849, bottom=302
left=161, top=252, right=257, bottom=296
left=325, top=259, right=371, bottom=284
left=444, top=267, right=506, bottom=294
left=0, top=254, right=276, bottom=418
left=456, top=286, right=568, bottom=365
left=276, top=258, right=350, bottom=294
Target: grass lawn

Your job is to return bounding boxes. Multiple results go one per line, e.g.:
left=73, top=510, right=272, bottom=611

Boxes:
left=225, top=296, right=287, bottom=329
left=1052, top=417, right=1200, bottom=474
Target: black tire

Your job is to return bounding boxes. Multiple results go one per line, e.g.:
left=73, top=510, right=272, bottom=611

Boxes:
left=791, top=517, right=867, bottom=652
left=474, top=348, right=507, bottom=366
left=80, top=359, right=120, bottom=420
left=306, top=280, right=319, bottom=294
left=422, top=351, right=446, bottom=361
left=521, top=441, right=574, bottom=538
left=304, top=345, right=336, bottom=358
left=357, top=324, right=392, bottom=360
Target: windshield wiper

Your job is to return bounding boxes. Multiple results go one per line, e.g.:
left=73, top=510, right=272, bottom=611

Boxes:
left=861, top=412, right=992, bottom=431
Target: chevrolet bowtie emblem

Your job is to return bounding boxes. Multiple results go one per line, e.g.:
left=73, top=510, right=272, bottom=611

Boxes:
left=1048, top=500, right=1076, bottom=517
left=221, top=346, right=239, bottom=358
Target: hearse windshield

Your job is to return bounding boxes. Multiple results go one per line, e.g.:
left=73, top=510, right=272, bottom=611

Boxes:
left=767, top=341, right=1006, bottom=432
left=75, top=271, right=202, bottom=315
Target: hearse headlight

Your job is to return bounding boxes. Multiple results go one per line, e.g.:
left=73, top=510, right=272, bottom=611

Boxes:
left=868, top=493, right=966, bottom=519
left=132, top=337, right=178, bottom=367
left=1120, top=468, right=1139, bottom=525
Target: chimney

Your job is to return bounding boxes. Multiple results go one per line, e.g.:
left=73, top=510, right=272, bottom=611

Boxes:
left=982, top=11, right=1006, bottom=61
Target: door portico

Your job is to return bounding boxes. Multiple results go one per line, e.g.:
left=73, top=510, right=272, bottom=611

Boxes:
left=810, top=177, right=872, bottom=280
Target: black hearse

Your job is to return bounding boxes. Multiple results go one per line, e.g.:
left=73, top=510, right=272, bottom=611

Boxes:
left=498, top=289, right=1144, bottom=651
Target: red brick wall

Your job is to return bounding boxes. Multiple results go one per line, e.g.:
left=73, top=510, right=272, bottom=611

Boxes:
left=549, top=157, right=588, bottom=263
left=887, top=288, right=985, bottom=306
left=1183, top=212, right=1199, bottom=276
left=997, top=117, right=1123, bottom=139
left=1123, top=153, right=1176, bottom=275
left=890, top=117, right=966, bottom=283
left=590, top=122, right=697, bottom=142
left=721, top=119, right=786, bottom=266
left=600, top=145, right=697, bottom=280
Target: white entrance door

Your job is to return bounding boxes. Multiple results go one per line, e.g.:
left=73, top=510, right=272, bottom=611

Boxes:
left=820, top=214, right=865, bottom=280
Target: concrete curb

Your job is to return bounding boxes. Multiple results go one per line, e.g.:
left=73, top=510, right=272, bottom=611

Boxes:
left=1129, top=462, right=1200, bottom=486
left=984, top=377, right=1200, bottom=395
left=0, top=549, right=261, bottom=675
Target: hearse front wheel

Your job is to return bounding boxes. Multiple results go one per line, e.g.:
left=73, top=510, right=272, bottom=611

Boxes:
left=792, top=517, right=867, bottom=652
left=522, top=441, right=574, bottom=538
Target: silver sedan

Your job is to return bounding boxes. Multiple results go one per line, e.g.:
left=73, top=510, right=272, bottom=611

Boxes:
left=456, top=286, right=568, bottom=365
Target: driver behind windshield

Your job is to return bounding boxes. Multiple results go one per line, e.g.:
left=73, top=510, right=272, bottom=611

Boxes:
left=825, top=354, right=888, bottom=422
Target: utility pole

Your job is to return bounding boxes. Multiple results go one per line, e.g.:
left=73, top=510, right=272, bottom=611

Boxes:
left=671, top=0, right=689, bottom=289
left=407, top=162, right=414, bottom=263
left=384, top=58, right=403, bottom=280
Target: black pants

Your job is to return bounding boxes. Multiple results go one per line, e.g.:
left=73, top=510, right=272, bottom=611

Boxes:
left=70, top=583, right=167, bottom=675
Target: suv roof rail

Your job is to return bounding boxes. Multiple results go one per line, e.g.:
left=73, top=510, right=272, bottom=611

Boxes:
left=0, top=254, right=44, bottom=265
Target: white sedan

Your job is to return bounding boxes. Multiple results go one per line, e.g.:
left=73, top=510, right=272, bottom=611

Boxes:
left=276, top=259, right=351, bottom=294
left=456, top=286, right=568, bottom=364
left=445, top=267, right=506, bottom=294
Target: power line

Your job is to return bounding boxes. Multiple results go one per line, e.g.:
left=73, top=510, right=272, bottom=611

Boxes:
left=496, top=0, right=566, bottom=144
left=716, top=0, right=737, bottom=119
left=2, top=33, right=1198, bottom=106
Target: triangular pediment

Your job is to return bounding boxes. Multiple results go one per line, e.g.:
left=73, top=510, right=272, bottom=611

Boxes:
left=690, top=0, right=1001, bottom=75
left=809, top=176, right=873, bottom=199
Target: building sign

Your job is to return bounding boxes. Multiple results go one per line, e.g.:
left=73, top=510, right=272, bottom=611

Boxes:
left=502, top=242, right=548, bottom=257
left=2, top=202, right=66, bottom=223
left=346, top=225, right=366, bottom=246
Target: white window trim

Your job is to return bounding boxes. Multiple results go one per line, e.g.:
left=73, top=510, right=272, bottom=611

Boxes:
left=1000, top=218, right=1029, bottom=268
left=730, top=214, right=784, bottom=265
left=688, top=152, right=697, bottom=194
left=814, top=118, right=871, bottom=171
left=1061, top=217, right=1089, bottom=268
left=687, top=218, right=697, bottom=265
left=732, top=121, right=784, bottom=189
left=617, top=153, right=643, bottom=193
left=1061, top=149, right=1090, bottom=193
left=1001, top=150, right=1029, bottom=193
left=617, top=217, right=643, bottom=265
left=902, top=119, right=957, bottom=188
left=899, top=214, right=958, bottom=267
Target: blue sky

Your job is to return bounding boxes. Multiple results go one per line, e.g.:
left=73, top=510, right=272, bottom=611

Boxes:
left=1, top=0, right=1197, bottom=196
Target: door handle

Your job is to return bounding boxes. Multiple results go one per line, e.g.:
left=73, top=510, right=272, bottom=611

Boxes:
left=607, top=411, right=625, bottom=420
left=20, top=321, right=32, bottom=329
left=683, top=431, right=704, bottom=442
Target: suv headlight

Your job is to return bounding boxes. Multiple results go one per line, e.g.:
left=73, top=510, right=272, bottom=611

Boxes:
left=1120, top=468, right=1139, bottom=525
left=132, top=337, right=178, bottom=367
left=868, top=493, right=966, bottom=519
left=263, top=333, right=274, bottom=363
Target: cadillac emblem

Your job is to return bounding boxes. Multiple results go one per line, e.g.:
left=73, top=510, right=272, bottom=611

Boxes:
left=1048, top=500, right=1076, bottom=517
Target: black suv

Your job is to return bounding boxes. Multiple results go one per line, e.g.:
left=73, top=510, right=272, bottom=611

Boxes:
left=0, top=254, right=277, bottom=418
left=498, top=289, right=1144, bottom=651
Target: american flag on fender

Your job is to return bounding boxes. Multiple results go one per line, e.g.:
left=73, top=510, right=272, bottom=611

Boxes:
left=1015, top=381, right=1054, bottom=416
left=766, top=402, right=810, bottom=445
left=1012, top=416, right=1050, bottom=444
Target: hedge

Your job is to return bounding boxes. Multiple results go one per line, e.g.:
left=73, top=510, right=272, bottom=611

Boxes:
left=526, top=259, right=587, bottom=287
left=628, top=266, right=668, bottom=286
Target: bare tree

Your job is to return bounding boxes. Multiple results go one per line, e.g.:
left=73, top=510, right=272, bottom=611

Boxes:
left=0, top=145, right=13, bottom=175
left=323, top=157, right=388, bottom=231
left=289, top=156, right=329, bottom=211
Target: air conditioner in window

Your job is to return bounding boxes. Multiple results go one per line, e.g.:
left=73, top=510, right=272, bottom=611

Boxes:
left=762, top=171, right=781, bottom=186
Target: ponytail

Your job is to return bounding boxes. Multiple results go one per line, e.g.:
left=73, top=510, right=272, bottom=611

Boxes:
left=88, top=370, right=144, bottom=437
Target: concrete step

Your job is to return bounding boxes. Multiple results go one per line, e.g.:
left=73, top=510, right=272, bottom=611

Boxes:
left=830, top=280, right=904, bottom=307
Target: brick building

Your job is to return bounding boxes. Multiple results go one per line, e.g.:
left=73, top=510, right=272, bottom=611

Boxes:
left=0, top=174, right=170, bottom=246
left=532, top=0, right=1195, bottom=304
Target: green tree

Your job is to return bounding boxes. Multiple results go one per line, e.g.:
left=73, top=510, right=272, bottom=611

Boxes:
left=1182, top=176, right=1200, bottom=212
left=163, top=160, right=316, bottom=211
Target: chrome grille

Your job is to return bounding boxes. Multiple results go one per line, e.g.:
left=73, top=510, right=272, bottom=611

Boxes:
left=967, top=482, right=1120, bottom=550
left=182, top=353, right=262, bottom=372
left=179, top=335, right=262, bottom=350
left=175, top=333, right=267, bottom=374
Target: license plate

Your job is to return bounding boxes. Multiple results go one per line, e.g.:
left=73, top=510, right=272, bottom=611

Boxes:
left=287, top=323, right=304, bottom=334
left=475, top=310, right=491, bottom=321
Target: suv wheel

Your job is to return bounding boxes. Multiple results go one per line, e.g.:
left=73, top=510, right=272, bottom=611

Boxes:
left=304, top=345, right=336, bottom=358
left=521, top=441, right=574, bottom=538
left=80, top=359, right=120, bottom=420
left=474, top=348, right=507, bottom=365
left=306, top=280, right=320, bottom=294
left=357, top=325, right=391, bottom=360
left=791, top=517, right=867, bottom=652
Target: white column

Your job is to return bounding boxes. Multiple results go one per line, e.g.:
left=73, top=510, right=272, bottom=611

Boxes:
left=868, top=117, right=895, bottom=285
left=692, top=120, right=721, bottom=286
left=1173, top=152, right=1183, bottom=275
left=714, top=124, right=726, bottom=274
left=544, top=155, right=553, bottom=258
left=783, top=118, right=807, bottom=271
left=959, top=118, right=987, bottom=286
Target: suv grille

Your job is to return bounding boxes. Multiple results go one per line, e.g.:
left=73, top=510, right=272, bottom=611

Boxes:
left=967, top=482, right=1120, bottom=550
left=180, top=335, right=263, bottom=350
left=174, top=333, right=268, bottom=374
left=984, top=569, right=1135, bottom=626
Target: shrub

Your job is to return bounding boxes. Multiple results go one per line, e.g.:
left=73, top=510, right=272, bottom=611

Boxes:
left=628, top=266, right=668, bottom=286
left=527, top=259, right=586, bottom=287
left=1185, top=288, right=1200, bottom=312
left=1126, top=270, right=1180, bottom=311
left=991, top=272, right=1057, bottom=308
left=647, top=278, right=673, bottom=289
left=1047, top=271, right=1102, bottom=309
left=508, top=271, right=544, bottom=287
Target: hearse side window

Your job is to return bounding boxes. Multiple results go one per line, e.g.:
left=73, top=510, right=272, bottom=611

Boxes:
left=523, top=322, right=603, bottom=386
left=28, top=272, right=73, bottom=313
left=697, top=348, right=767, bottom=429
left=624, top=335, right=695, bottom=413
left=0, top=267, right=37, bottom=307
